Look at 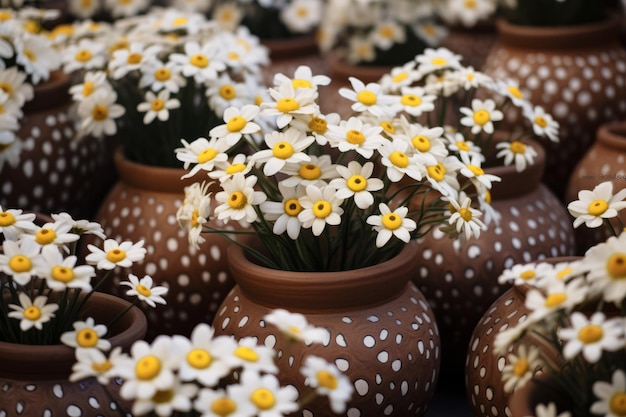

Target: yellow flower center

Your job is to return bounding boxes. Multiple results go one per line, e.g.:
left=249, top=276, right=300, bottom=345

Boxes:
left=9, top=255, right=32, bottom=273
left=412, top=135, right=431, bottom=152
left=288, top=325, right=302, bottom=335
left=513, top=359, right=529, bottom=377
left=228, top=192, right=248, bottom=210
left=75, top=49, right=92, bottom=63
left=356, top=90, right=377, bottom=106
left=191, top=209, right=200, bottom=228
left=509, top=141, right=526, bottom=154
left=431, top=57, right=447, bottom=66
left=0, top=82, right=12, bottom=96
left=519, top=270, right=536, bottom=280
left=105, top=248, right=126, bottom=263
left=458, top=208, right=473, bottom=222
left=187, top=348, right=212, bottom=369
left=24, top=306, right=41, bottom=321
left=587, top=199, right=609, bottom=216
left=389, top=151, right=409, bottom=168
left=313, top=201, right=332, bottom=219
left=427, top=163, right=446, bottom=182
left=92, top=360, right=112, bottom=373
left=467, top=164, right=484, bottom=176
left=610, top=393, right=626, bottom=416
left=507, top=86, right=523, bottom=99
left=211, top=398, right=238, bottom=417
left=152, top=389, right=174, bottom=404
left=227, top=52, right=240, bottom=61
left=190, top=54, right=208, bottom=68
left=23, top=49, right=36, bottom=62
left=299, top=163, right=321, bottom=180
left=227, top=116, right=246, bottom=132
left=154, top=67, right=171, bottom=82
left=276, top=98, right=300, bottom=113
left=347, top=175, right=368, bottom=192
left=484, top=190, right=492, bottom=204
left=380, top=121, right=395, bottom=134
left=401, top=94, right=422, bottom=107
left=234, top=346, right=259, bottom=362
left=556, top=267, right=573, bottom=280
left=473, top=109, right=491, bottom=126
left=272, top=141, right=294, bottom=159
left=172, top=17, right=188, bottom=26
left=534, top=116, right=548, bottom=128
left=607, top=253, right=626, bottom=279
left=198, top=148, right=218, bottom=164
left=226, top=163, right=246, bottom=175
left=317, top=370, right=338, bottom=390
left=150, top=99, right=165, bottom=112
left=392, top=72, right=408, bottom=83
left=283, top=199, right=302, bottom=217
left=51, top=266, right=75, bottom=283
left=382, top=213, right=402, bottom=230
left=91, top=105, right=109, bottom=121
left=0, top=211, right=15, bottom=226
left=82, top=81, right=94, bottom=98
left=308, top=117, right=327, bottom=134
left=35, top=227, right=57, bottom=245
left=76, top=328, right=99, bottom=348
left=135, top=284, right=152, bottom=297
left=250, top=388, right=275, bottom=410
left=577, top=324, right=604, bottom=344
left=346, top=130, right=365, bottom=145
left=0, top=11, right=12, bottom=21
left=456, top=141, right=470, bottom=152
left=136, top=355, right=162, bottom=380
left=127, top=52, right=142, bottom=65
left=220, top=85, right=236, bottom=100
left=292, top=79, right=312, bottom=89
left=544, top=293, right=567, bottom=308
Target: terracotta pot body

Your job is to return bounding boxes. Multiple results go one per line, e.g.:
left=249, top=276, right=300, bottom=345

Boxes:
left=566, top=121, right=626, bottom=255
left=507, top=374, right=571, bottom=417
left=465, top=257, right=578, bottom=417
left=481, top=16, right=626, bottom=199
left=0, top=291, right=147, bottom=417
left=414, top=139, right=576, bottom=385
left=213, top=240, right=441, bottom=417
left=92, top=149, right=241, bottom=339
left=0, top=71, right=117, bottom=219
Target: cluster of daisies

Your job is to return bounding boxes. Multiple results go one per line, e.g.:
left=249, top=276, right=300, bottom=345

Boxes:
left=318, top=0, right=448, bottom=65
left=60, top=7, right=269, bottom=167
left=68, top=311, right=353, bottom=417
left=491, top=182, right=626, bottom=417
left=0, top=205, right=166, bottom=345
left=0, top=7, right=63, bottom=174
left=174, top=58, right=505, bottom=273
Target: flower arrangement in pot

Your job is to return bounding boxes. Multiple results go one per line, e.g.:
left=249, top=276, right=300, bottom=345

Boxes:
left=492, top=181, right=626, bottom=417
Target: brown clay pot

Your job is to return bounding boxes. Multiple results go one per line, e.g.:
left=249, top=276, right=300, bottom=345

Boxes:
left=213, top=240, right=441, bottom=417
left=91, top=148, right=243, bottom=340
left=481, top=16, right=626, bottom=200
left=0, top=70, right=117, bottom=220
left=413, top=138, right=576, bottom=386
left=465, top=257, right=579, bottom=417
left=507, top=374, right=571, bottom=417
left=0, top=291, right=147, bottom=417
left=565, top=121, right=626, bottom=255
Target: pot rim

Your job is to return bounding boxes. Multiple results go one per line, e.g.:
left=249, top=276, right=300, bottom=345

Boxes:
left=596, top=121, right=626, bottom=151
left=226, top=239, right=419, bottom=311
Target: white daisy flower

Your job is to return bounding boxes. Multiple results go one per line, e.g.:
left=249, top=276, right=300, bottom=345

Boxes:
left=424, top=157, right=462, bottom=197
left=7, top=293, right=58, bottom=331
left=532, top=402, right=572, bottom=417
left=60, top=317, right=111, bottom=352
left=174, top=137, right=230, bottom=180
left=557, top=311, right=624, bottom=363
left=501, top=345, right=541, bottom=393
left=524, top=105, right=560, bottom=143
left=108, top=42, right=162, bottom=80
left=208, top=154, right=252, bottom=183
left=415, top=47, right=462, bottom=75
left=0, top=239, right=43, bottom=286
left=131, top=376, right=197, bottom=417
left=298, top=184, right=345, bottom=237
left=69, top=71, right=109, bottom=102
left=445, top=132, right=484, bottom=160
left=524, top=278, right=587, bottom=322
left=62, top=37, right=106, bottom=73
left=194, top=387, right=256, bottom=417
left=212, top=2, right=244, bottom=32
left=0, top=135, right=22, bottom=174
left=280, top=0, right=323, bottom=33
left=438, top=0, right=496, bottom=28
left=378, top=138, right=428, bottom=182
left=449, top=66, right=493, bottom=91
left=567, top=182, right=626, bottom=229
left=121, top=274, right=168, bottom=308
left=209, top=105, right=261, bottom=147
left=281, top=155, right=338, bottom=188
left=459, top=152, right=501, bottom=190
left=223, top=336, right=278, bottom=374
left=0, top=206, right=37, bottom=241
left=14, top=33, right=60, bottom=84
left=68, top=0, right=100, bottom=18
left=493, top=78, right=527, bottom=107
left=264, top=308, right=330, bottom=345
left=105, top=0, right=149, bottom=17
left=326, top=116, right=386, bottom=159
left=77, top=88, right=125, bottom=138
left=250, top=127, right=314, bottom=177
left=273, top=65, right=331, bottom=92
left=170, top=40, right=227, bottom=84
left=300, top=355, right=353, bottom=414
left=379, top=60, right=419, bottom=92
left=330, top=161, right=384, bottom=210
left=459, top=98, right=503, bottom=135
left=139, top=59, right=186, bottom=94
left=581, top=232, right=626, bottom=304
left=85, top=238, right=146, bottom=271
left=38, top=245, right=94, bottom=292
left=497, top=262, right=555, bottom=286
left=347, top=35, right=376, bottom=64
left=370, top=20, right=406, bottom=50
left=70, top=346, right=127, bottom=385
left=446, top=195, right=485, bottom=240
left=413, top=20, right=449, bottom=47
left=177, top=181, right=213, bottom=249
left=338, top=77, right=398, bottom=118
left=229, top=370, right=299, bottom=417
left=289, top=112, right=341, bottom=146
left=214, top=173, right=267, bottom=227
left=261, top=81, right=318, bottom=129
left=366, top=203, right=416, bottom=248
left=206, top=76, right=251, bottom=116
left=0, top=67, right=34, bottom=107
left=395, top=85, right=436, bottom=117
left=136, top=89, right=181, bottom=125
left=20, top=220, right=80, bottom=250
left=591, top=369, right=626, bottom=417
left=260, top=183, right=306, bottom=240
left=495, top=140, right=538, bottom=172
left=50, top=212, right=106, bottom=239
